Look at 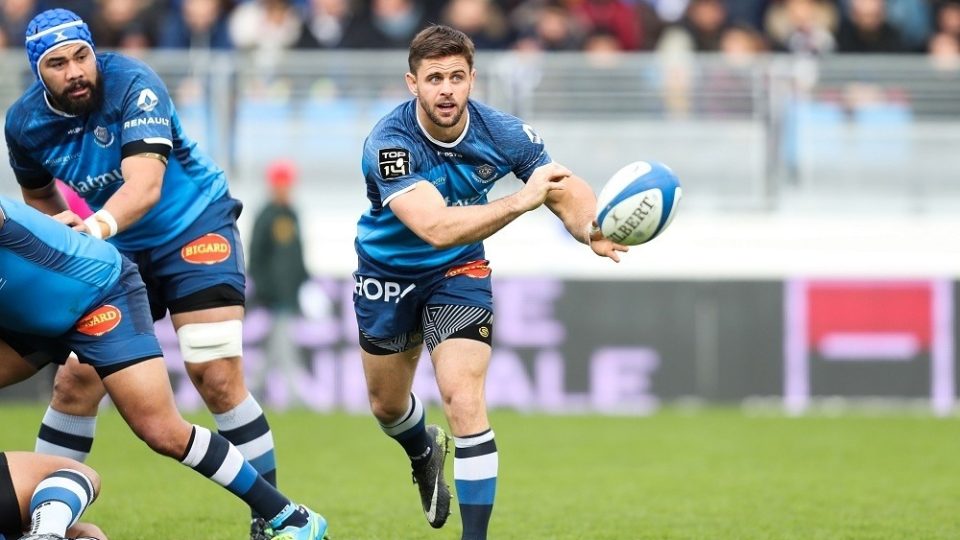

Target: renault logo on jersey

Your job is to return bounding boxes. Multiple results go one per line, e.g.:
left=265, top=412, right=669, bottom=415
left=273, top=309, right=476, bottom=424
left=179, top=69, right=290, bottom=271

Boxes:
left=137, top=88, right=160, bottom=112
left=76, top=305, right=122, bottom=336
left=378, top=148, right=410, bottom=180
left=93, top=126, right=114, bottom=148
left=181, top=234, right=231, bottom=265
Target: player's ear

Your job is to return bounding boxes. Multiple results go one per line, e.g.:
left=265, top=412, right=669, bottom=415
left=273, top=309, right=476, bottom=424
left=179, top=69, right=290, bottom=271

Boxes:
left=405, top=72, right=418, bottom=97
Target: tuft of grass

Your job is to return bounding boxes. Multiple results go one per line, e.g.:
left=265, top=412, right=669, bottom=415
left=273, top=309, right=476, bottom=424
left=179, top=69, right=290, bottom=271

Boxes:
left=1, top=404, right=958, bottom=539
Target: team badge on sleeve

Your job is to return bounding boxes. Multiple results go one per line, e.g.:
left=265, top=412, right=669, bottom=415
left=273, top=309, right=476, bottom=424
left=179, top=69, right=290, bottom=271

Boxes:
left=378, top=148, right=410, bottom=179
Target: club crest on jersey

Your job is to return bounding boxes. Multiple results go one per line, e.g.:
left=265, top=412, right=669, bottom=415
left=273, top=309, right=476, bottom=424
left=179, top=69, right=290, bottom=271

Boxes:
left=475, top=163, right=495, bottom=182
left=378, top=148, right=409, bottom=179
left=93, top=126, right=114, bottom=148
left=181, top=233, right=231, bottom=265
left=137, top=89, right=159, bottom=112
left=76, top=305, right=122, bottom=336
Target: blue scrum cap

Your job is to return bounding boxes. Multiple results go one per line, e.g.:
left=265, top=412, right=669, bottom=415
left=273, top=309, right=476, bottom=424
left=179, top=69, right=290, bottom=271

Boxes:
left=25, top=8, right=95, bottom=80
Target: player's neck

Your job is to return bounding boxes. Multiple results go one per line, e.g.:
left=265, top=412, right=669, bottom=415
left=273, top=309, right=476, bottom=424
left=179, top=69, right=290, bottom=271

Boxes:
left=415, top=103, right=470, bottom=147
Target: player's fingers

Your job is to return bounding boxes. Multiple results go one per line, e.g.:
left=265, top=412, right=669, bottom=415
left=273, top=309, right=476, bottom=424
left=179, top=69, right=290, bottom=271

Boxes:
left=53, top=210, right=80, bottom=226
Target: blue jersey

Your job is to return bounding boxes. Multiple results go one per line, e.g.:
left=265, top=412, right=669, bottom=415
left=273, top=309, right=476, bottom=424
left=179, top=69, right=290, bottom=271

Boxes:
left=5, top=52, right=228, bottom=251
left=356, top=99, right=551, bottom=271
left=0, top=196, right=121, bottom=336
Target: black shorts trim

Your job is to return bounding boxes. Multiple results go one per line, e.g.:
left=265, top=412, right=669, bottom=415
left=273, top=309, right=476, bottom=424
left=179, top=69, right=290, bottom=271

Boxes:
left=358, top=331, right=407, bottom=355
left=0, top=452, right=24, bottom=539
left=92, top=355, right=158, bottom=379
left=168, top=284, right=245, bottom=315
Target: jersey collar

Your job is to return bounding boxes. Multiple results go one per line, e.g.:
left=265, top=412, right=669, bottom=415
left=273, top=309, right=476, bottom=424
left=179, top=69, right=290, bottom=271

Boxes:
left=415, top=100, right=470, bottom=148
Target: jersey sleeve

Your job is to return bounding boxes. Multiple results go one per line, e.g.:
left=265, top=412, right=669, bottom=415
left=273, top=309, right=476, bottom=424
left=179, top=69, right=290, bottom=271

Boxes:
left=361, top=132, right=426, bottom=208
left=118, top=66, right=174, bottom=160
left=504, top=119, right=551, bottom=182
left=4, top=113, right=52, bottom=189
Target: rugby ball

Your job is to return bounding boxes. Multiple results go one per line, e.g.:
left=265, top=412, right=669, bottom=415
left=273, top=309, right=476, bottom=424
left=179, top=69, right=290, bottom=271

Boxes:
left=596, top=161, right=681, bottom=246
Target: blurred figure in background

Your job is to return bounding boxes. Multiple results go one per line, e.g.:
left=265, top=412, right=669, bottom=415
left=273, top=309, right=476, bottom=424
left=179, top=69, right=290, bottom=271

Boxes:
left=656, top=0, right=729, bottom=52
left=157, top=0, right=233, bottom=50
left=89, top=0, right=153, bottom=51
left=340, top=0, right=428, bottom=49
left=229, top=0, right=303, bottom=71
left=294, top=0, right=352, bottom=48
left=764, top=0, right=837, bottom=55
left=248, top=159, right=310, bottom=409
left=835, top=0, right=905, bottom=53
left=1, top=0, right=37, bottom=49
left=571, top=0, right=645, bottom=51
left=442, top=0, right=511, bottom=50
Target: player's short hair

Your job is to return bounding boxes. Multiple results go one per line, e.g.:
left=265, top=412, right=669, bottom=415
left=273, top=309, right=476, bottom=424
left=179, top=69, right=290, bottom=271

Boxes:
left=408, top=25, right=475, bottom=75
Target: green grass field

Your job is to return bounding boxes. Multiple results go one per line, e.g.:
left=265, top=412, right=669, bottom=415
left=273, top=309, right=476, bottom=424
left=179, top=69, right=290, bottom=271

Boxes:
left=1, top=404, right=958, bottom=539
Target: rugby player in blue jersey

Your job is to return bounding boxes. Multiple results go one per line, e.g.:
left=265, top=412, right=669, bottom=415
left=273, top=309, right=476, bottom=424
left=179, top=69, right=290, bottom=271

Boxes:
left=0, top=196, right=329, bottom=540
left=353, top=25, right=628, bottom=540
left=3, top=10, right=281, bottom=539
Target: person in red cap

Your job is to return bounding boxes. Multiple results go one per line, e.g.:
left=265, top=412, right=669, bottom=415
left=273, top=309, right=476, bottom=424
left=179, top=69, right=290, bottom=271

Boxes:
left=248, top=159, right=311, bottom=407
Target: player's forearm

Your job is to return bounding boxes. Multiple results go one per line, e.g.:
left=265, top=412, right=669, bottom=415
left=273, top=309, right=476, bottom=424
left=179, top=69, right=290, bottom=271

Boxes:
left=101, top=179, right=162, bottom=233
left=21, top=184, right=69, bottom=216
left=419, top=195, right=528, bottom=249
left=547, top=176, right=597, bottom=245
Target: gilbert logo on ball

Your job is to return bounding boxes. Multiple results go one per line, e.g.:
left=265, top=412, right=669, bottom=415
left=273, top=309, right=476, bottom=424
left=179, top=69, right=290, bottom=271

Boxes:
left=595, top=161, right=682, bottom=246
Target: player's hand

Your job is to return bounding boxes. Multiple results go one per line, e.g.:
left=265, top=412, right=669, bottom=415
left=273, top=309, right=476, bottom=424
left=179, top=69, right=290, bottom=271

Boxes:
left=588, top=220, right=629, bottom=262
left=517, top=163, right=571, bottom=212
left=53, top=210, right=87, bottom=231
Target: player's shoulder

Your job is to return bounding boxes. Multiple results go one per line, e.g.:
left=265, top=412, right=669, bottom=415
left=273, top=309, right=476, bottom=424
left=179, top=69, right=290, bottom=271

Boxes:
left=5, top=82, right=45, bottom=130
left=365, top=100, right=422, bottom=151
left=468, top=99, right=540, bottom=145
left=99, top=52, right=167, bottom=100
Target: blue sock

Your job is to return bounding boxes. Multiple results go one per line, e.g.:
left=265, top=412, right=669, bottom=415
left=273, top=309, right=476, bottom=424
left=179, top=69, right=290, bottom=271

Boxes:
left=380, top=393, right=432, bottom=467
left=215, top=394, right=278, bottom=487
left=29, top=468, right=95, bottom=535
left=180, top=425, right=305, bottom=528
left=455, top=429, right=498, bottom=540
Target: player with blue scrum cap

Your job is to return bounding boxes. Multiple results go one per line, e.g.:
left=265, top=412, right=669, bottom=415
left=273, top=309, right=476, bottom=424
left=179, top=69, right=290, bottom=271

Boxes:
left=5, top=10, right=285, bottom=539
left=353, top=25, right=628, bottom=540
left=0, top=197, right=329, bottom=540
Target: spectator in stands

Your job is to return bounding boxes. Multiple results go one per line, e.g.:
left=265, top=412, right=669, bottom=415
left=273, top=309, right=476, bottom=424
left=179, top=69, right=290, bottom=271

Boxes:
left=1, top=0, right=36, bottom=49
left=89, top=0, right=153, bottom=50
left=442, top=0, right=512, bottom=50
left=571, top=0, right=645, bottom=51
left=340, top=0, right=428, bottom=49
left=515, top=2, right=583, bottom=51
left=157, top=0, right=233, bottom=50
left=294, top=0, right=352, bottom=48
left=928, top=31, right=960, bottom=71
left=657, top=0, right=729, bottom=52
left=934, top=0, right=960, bottom=41
left=229, top=0, right=303, bottom=59
left=764, top=0, right=837, bottom=55
left=835, top=0, right=905, bottom=53
left=884, top=0, right=932, bottom=52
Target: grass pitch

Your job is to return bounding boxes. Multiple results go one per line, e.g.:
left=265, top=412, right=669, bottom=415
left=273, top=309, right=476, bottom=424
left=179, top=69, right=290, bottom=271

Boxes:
left=1, top=404, right=958, bottom=539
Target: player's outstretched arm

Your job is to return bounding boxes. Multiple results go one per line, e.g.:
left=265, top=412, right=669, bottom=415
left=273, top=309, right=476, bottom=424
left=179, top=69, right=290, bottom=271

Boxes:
left=391, top=163, right=571, bottom=249
left=545, top=172, right=629, bottom=263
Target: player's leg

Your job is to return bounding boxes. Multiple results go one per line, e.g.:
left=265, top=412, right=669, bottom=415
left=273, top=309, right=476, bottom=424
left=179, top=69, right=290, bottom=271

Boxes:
left=98, top=356, right=326, bottom=538
left=35, top=356, right=105, bottom=463
left=431, top=337, right=496, bottom=540
left=1, top=451, right=104, bottom=540
left=420, top=267, right=496, bottom=540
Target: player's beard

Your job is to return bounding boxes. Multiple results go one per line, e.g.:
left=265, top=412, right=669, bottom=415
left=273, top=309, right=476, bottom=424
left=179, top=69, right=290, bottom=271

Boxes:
left=423, top=99, right=466, bottom=129
left=49, top=76, right=103, bottom=116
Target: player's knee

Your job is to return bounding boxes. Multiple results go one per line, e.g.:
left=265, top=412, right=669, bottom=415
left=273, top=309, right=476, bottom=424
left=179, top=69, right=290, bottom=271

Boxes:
left=176, top=320, right=243, bottom=364
left=368, top=396, right=409, bottom=424
left=132, top=419, right=190, bottom=458
left=195, top=369, right=245, bottom=411
left=51, top=365, right=105, bottom=413
left=441, top=391, right=483, bottom=420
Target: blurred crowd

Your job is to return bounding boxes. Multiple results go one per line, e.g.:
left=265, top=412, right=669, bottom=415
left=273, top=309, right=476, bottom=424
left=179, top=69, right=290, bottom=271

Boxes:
left=0, top=0, right=958, bottom=58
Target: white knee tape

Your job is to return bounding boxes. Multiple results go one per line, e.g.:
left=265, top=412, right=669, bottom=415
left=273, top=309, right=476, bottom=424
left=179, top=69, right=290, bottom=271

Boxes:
left=176, top=320, right=244, bottom=363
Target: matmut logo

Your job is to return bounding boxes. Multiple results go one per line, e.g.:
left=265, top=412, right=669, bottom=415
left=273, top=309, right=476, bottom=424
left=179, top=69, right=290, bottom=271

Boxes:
left=76, top=305, right=122, bottom=336
left=181, top=234, right=231, bottom=265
